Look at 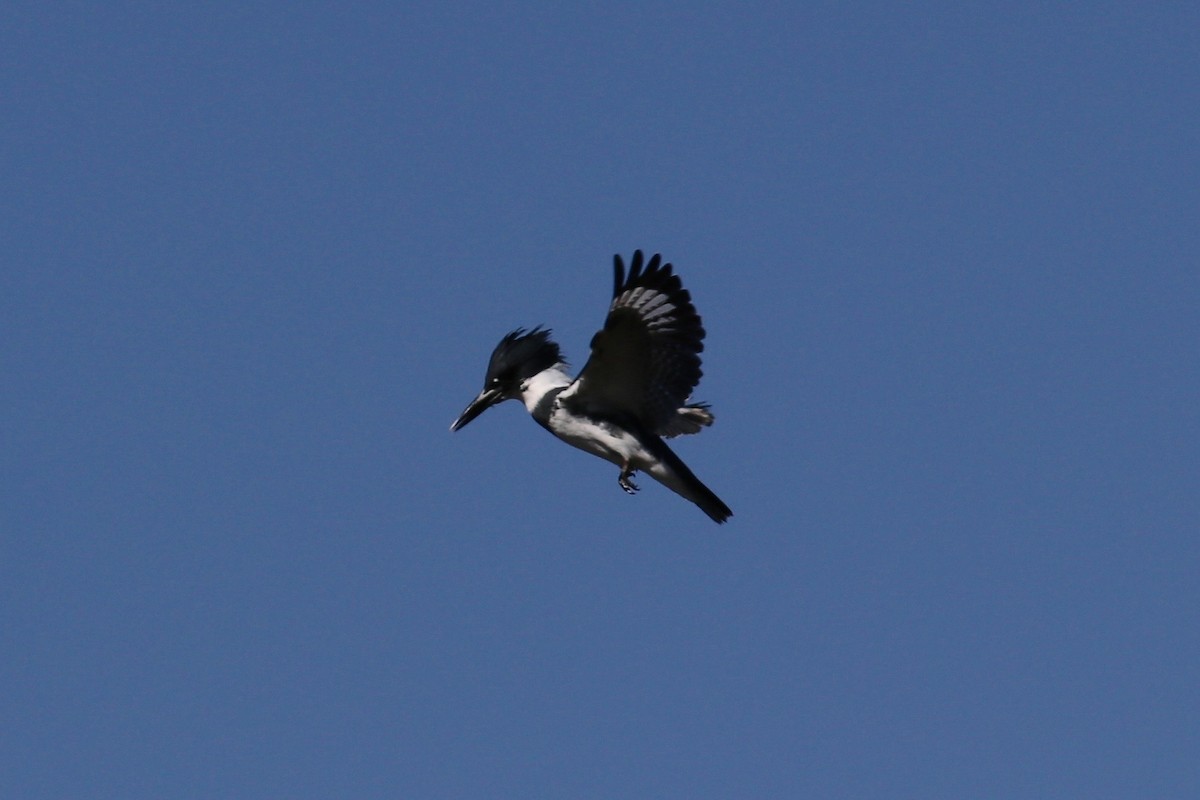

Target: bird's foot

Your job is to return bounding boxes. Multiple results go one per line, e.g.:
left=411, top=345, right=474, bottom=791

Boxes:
left=618, top=467, right=640, bottom=495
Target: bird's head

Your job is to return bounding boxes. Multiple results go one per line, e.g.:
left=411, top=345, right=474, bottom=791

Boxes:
left=450, top=327, right=564, bottom=431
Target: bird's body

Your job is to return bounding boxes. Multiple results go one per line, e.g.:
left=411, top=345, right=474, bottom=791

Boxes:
left=451, top=251, right=731, bottom=524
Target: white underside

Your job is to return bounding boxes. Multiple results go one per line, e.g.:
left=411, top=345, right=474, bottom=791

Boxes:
left=546, top=408, right=644, bottom=468
left=520, top=365, right=695, bottom=500
left=520, top=366, right=636, bottom=465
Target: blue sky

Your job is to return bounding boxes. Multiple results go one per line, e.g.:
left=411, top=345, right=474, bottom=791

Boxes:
left=3, top=2, right=1197, bottom=797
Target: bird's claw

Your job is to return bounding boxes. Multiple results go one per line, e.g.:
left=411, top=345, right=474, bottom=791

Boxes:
left=619, top=469, right=640, bottom=494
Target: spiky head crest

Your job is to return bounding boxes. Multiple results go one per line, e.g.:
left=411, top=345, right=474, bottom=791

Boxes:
left=483, top=326, right=565, bottom=389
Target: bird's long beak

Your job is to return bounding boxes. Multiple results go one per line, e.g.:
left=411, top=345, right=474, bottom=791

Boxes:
left=450, top=387, right=503, bottom=432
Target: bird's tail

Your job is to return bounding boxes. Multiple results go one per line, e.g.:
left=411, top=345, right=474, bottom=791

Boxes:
left=646, top=437, right=733, bottom=524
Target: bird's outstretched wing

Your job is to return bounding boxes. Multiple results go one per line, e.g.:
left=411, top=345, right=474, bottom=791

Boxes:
left=562, top=251, right=705, bottom=433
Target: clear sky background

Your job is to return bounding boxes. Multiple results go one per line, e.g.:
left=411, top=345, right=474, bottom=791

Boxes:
left=3, top=3, right=1197, bottom=797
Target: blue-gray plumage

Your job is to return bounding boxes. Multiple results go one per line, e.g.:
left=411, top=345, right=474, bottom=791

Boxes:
left=451, top=251, right=731, bottom=524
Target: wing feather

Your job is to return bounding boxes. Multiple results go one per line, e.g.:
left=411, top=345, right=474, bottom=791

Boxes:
left=563, top=251, right=707, bottom=433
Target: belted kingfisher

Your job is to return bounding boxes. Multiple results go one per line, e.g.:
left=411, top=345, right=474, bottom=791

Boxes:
left=451, top=250, right=732, bottom=524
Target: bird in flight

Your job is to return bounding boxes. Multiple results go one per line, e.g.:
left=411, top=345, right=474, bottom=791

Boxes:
left=450, top=250, right=732, bottom=524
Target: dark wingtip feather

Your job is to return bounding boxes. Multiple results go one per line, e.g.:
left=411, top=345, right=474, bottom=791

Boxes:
left=629, top=250, right=644, bottom=284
